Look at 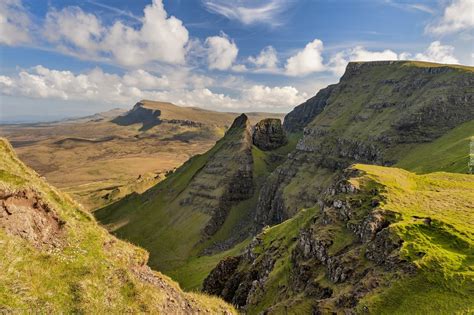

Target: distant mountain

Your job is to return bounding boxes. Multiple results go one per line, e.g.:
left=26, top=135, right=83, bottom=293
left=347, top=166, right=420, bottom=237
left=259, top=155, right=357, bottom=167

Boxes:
left=0, top=101, right=284, bottom=210
left=0, top=138, right=235, bottom=313
left=95, top=61, right=474, bottom=313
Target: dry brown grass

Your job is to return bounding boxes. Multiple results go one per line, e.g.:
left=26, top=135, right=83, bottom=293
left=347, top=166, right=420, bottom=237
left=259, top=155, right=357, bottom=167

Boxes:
left=0, top=102, right=283, bottom=210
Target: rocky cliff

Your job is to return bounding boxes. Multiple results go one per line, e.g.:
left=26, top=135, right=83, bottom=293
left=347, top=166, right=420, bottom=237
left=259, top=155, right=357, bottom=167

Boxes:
left=252, top=118, right=287, bottom=150
left=202, top=61, right=474, bottom=313
left=254, top=61, right=474, bottom=229
left=204, top=164, right=474, bottom=313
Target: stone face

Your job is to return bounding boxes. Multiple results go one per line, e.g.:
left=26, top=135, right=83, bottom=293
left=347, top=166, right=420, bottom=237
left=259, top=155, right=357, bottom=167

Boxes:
left=252, top=118, right=287, bottom=151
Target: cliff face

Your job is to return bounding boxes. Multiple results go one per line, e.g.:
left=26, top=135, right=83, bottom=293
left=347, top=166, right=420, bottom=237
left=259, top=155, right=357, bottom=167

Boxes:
left=254, top=61, right=474, bottom=229
left=283, top=84, right=336, bottom=132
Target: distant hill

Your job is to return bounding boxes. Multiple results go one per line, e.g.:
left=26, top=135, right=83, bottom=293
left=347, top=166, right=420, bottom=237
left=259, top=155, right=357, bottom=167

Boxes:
left=0, top=138, right=235, bottom=313
left=0, top=101, right=284, bottom=210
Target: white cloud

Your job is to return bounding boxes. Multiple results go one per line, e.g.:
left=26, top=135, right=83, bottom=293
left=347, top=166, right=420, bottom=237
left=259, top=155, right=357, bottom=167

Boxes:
left=241, top=85, right=307, bottom=109
left=0, top=0, right=31, bottom=45
left=0, top=65, right=306, bottom=112
left=285, top=39, right=326, bottom=76
left=402, top=41, right=459, bottom=64
left=328, top=46, right=399, bottom=76
left=426, top=0, right=474, bottom=35
left=202, top=0, right=289, bottom=26
left=248, top=46, right=279, bottom=71
left=43, top=0, right=189, bottom=66
left=205, top=33, right=239, bottom=70
left=44, top=7, right=103, bottom=52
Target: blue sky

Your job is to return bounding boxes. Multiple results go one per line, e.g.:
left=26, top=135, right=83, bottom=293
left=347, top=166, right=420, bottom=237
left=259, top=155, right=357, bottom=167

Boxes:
left=0, top=0, right=473, bottom=122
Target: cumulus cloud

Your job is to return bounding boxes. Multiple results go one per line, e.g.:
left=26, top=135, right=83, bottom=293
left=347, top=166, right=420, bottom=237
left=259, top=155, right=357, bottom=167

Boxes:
left=328, top=46, right=398, bottom=76
left=0, top=0, right=31, bottom=45
left=205, top=33, right=239, bottom=70
left=241, top=85, right=307, bottom=109
left=327, top=41, right=460, bottom=76
left=426, top=0, right=474, bottom=35
left=248, top=46, right=279, bottom=71
left=43, top=0, right=189, bottom=66
left=401, top=41, right=459, bottom=64
left=285, top=39, right=326, bottom=76
left=202, top=0, right=289, bottom=26
left=0, top=65, right=306, bottom=111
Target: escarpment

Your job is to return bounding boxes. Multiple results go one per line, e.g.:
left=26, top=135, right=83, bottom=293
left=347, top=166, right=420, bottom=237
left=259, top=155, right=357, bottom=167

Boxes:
left=254, top=61, right=474, bottom=228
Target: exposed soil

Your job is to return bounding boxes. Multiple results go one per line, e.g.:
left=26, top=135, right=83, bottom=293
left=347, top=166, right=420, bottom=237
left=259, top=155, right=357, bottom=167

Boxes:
left=0, top=189, right=65, bottom=249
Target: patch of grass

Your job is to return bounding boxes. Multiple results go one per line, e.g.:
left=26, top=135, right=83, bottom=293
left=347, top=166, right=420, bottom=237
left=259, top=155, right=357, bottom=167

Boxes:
left=396, top=120, right=474, bottom=174
left=351, top=164, right=474, bottom=313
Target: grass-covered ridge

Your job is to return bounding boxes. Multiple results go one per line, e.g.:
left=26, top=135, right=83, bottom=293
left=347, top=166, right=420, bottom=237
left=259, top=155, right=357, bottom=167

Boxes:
left=203, top=162, right=473, bottom=313
left=351, top=164, right=474, bottom=313
left=0, top=138, right=235, bottom=313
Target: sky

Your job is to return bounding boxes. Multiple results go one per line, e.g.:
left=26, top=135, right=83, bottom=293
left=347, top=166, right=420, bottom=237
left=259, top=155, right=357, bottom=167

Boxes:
left=0, top=0, right=473, bottom=122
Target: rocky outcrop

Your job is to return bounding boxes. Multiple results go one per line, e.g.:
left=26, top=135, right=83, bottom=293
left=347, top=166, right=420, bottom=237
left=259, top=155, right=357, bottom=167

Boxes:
left=205, top=168, right=416, bottom=312
left=181, top=114, right=255, bottom=238
left=252, top=118, right=287, bottom=150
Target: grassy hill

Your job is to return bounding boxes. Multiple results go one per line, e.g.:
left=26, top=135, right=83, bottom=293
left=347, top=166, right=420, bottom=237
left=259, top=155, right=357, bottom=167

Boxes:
left=0, top=137, right=235, bottom=313
left=95, top=114, right=299, bottom=290
left=0, top=101, right=283, bottom=210
left=92, top=61, right=474, bottom=304
left=203, top=164, right=474, bottom=313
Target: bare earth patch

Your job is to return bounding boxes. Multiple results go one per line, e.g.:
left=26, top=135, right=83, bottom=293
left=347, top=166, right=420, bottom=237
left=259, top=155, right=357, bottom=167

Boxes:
left=0, top=189, right=65, bottom=249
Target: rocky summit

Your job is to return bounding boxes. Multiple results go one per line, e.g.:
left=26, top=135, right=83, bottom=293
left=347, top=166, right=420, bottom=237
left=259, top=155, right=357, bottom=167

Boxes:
left=252, top=118, right=288, bottom=151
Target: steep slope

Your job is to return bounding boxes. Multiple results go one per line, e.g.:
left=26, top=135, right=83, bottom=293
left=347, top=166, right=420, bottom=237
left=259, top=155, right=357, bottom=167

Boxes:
left=0, top=138, right=235, bottom=313
left=255, top=61, right=474, bottom=229
left=0, top=100, right=284, bottom=210
left=95, top=115, right=297, bottom=290
left=204, top=164, right=474, bottom=313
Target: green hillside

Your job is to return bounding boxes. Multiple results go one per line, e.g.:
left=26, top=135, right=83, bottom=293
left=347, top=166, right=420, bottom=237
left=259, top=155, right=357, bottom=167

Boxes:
left=204, top=164, right=474, bottom=313
left=95, top=115, right=298, bottom=290
left=257, top=60, right=474, bottom=229
left=0, top=138, right=235, bottom=313
left=396, top=119, right=474, bottom=174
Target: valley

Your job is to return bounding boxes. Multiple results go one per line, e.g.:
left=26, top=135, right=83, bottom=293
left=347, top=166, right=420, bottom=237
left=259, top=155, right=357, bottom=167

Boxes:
left=1, top=60, right=473, bottom=314
left=0, top=100, right=283, bottom=210
left=95, top=61, right=474, bottom=313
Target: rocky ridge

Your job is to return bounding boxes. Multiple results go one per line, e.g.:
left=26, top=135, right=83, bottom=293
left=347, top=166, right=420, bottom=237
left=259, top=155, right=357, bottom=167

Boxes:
left=254, top=61, right=474, bottom=229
